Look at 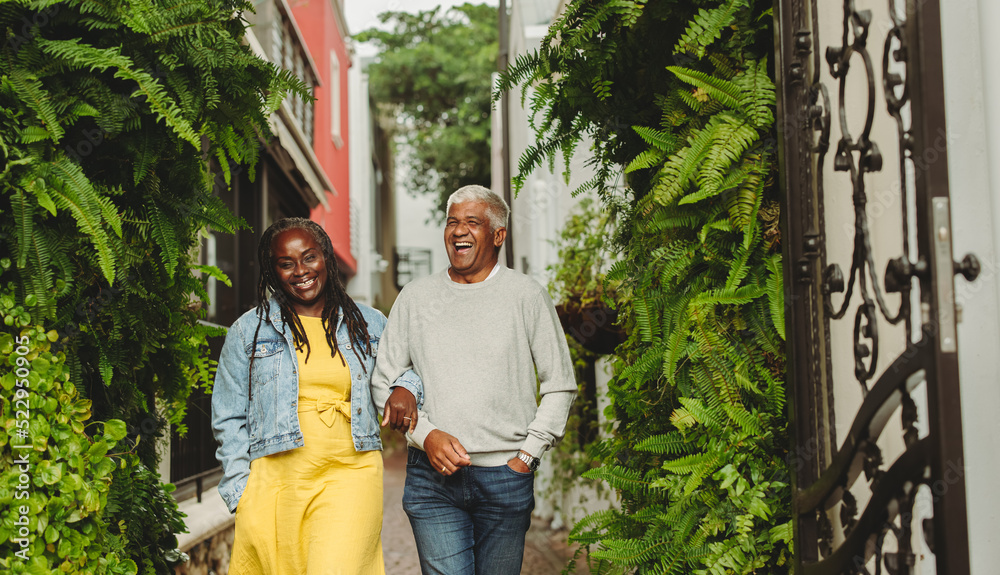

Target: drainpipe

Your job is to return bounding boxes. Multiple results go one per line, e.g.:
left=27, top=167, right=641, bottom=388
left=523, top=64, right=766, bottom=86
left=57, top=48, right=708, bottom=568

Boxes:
left=498, top=0, right=514, bottom=269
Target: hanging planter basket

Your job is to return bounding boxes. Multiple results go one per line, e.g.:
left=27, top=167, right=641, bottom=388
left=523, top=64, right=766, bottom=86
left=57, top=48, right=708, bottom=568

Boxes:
left=556, top=296, right=626, bottom=356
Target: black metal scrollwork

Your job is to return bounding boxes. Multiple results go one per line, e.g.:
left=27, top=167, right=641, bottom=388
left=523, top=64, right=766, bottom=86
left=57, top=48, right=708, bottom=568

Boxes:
left=778, top=0, right=975, bottom=572
left=820, top=0, right=909, bottom=394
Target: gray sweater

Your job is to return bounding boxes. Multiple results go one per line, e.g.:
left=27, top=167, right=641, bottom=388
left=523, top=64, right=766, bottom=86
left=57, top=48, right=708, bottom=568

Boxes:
left=371, top=266, right=577, bottom=466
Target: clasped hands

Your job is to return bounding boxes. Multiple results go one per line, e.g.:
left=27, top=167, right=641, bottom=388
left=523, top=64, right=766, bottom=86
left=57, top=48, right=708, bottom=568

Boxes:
left=381, top=387, right=532, bottom=476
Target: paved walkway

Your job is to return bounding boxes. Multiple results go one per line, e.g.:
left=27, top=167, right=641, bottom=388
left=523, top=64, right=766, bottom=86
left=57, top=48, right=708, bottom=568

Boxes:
left=381, top=447, right=586, bottom=574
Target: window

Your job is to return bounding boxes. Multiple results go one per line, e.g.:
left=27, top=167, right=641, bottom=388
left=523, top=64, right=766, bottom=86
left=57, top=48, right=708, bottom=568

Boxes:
left=268, top=8, right=315, bottom=147
left=330, top=50, right=342, bottom=148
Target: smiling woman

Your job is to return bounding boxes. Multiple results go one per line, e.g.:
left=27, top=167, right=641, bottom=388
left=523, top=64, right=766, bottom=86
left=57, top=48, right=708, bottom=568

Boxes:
left=210, top=217, right=423, bottom=575
left=271, top=228, right=328, bottom=318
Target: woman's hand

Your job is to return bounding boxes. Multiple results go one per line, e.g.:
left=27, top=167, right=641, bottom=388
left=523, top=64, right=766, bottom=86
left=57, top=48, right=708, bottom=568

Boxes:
left=382, top=387, right=418, bottom=433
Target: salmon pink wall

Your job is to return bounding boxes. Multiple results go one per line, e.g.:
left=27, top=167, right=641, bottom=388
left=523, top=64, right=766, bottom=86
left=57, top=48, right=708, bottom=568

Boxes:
left=289, top=0, right=356, bottom=275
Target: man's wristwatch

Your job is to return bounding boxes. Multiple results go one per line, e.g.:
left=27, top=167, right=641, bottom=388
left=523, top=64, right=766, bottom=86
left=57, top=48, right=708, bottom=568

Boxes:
left=516, top=451, right=540, bottom=471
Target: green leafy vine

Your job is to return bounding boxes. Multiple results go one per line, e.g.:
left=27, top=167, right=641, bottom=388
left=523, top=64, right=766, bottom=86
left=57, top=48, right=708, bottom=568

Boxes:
left=0, top=0, right=302, bottom=572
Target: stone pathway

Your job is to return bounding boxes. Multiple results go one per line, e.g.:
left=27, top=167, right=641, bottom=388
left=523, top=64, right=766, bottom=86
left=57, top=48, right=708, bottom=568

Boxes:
left=381, top=447, right=587, bottom=574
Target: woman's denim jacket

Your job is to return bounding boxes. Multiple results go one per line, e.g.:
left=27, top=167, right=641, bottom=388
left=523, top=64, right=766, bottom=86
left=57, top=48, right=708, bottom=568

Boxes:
left=211, top=297, right=422, bottom=513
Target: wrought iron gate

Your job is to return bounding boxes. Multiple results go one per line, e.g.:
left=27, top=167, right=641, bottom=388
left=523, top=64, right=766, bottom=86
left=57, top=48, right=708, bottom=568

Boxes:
left=774, top=0, right=979, bottom=573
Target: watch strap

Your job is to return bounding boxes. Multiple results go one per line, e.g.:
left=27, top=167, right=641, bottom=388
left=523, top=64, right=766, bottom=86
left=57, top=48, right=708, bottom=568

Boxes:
left=517, top=451, right=540, bottom=471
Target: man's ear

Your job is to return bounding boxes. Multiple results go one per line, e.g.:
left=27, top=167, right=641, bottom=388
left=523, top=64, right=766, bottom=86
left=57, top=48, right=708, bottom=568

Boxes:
left=493, top=227, right=507, bottom=248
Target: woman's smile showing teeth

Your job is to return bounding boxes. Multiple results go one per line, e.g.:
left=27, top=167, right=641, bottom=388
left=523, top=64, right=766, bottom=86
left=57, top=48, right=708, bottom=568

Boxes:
left=272, top=228, right=328, bottom=316
left=294, top=277, right=317, bottom=289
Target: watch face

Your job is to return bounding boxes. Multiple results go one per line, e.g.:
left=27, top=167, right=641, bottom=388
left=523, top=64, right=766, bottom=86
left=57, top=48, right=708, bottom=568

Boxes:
left=519, top=452, right=539, bottom=471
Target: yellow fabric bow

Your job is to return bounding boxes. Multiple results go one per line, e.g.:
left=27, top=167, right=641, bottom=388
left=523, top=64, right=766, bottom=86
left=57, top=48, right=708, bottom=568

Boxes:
left=299, top=394, right=352, bottom=427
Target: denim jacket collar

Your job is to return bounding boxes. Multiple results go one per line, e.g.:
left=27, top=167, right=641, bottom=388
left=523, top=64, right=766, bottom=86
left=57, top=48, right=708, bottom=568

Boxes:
left=263, top=294, right=346, bottom=335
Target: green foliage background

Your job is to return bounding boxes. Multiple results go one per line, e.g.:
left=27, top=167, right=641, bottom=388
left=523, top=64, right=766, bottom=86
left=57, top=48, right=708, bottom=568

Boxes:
left=355, top=3, right=497, bottom=218
left=501, top=0, right=792, bottom=572
left=0, top=0, right=299, bottom=572
left=543, top=198, right=613, bottom=507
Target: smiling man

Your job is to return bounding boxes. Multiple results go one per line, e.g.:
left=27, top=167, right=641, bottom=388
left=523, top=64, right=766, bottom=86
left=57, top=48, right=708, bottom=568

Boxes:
left=371, top=185, right=576, bottom=574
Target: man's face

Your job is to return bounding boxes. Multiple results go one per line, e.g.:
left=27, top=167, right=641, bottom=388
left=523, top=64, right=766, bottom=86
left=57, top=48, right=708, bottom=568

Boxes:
left=445, top=200, right=505, bottom=280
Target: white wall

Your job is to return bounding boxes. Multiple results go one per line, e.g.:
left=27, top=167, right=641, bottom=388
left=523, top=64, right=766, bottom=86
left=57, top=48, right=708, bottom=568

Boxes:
left=393, top=152, right=449, bottom=276
left=346, top=63, right=374, bottom=305
left=501, top=0, right=615, bottom=527
left=942, top=0, right=1000, bottom=571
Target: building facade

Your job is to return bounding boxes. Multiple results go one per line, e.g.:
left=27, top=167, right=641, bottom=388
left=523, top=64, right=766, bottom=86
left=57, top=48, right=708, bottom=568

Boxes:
left=288, top=0, right=358, bottom=277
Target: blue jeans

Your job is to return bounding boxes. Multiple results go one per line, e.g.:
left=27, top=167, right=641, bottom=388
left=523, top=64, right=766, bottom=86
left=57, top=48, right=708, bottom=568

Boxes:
left=402, top=447, right=535, bottom=574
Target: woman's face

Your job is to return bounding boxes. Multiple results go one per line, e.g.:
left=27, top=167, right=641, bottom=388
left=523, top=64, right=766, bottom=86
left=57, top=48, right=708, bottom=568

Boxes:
left=272, top=228, right=327, bottom=317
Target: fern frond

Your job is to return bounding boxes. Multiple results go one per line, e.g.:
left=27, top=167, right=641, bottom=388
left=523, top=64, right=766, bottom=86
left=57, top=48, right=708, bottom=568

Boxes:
left=662, top=310, right=693, bottom=379
left=592, top=537, right=673, bottom=567
left=692, top=284, right=765, bottom=307
left=43, top=156, right=118, bottom=283
left=653, top=115, right=726, bottom=205
left=626, top=147, right=669, bottom=174
left=667, top=66, right=741, bottom=110
left=765, top=255, right=785, bottom=340
left=636, top=432, right=694, bottom=455
left=619, top=343, right=667, bottom=388
left=723, top=229, right=752, bottom=289
left=582, top=464, right=651, bottom=494
left=722, top=403, right=763, bottom=435
left=732, top=58, right=776, bottom=128
left=633, top=125, right=677, bottom=151
left=37, top=37, right=200, bottom=147
left=569, top=508, right=622, bottom=545
left=673, top=0, right=749, bottom=58
left=149, top=204, right=181, bottom=278
left=681, top=115, right=760, bottom=205
left=661, top=451, right=715, bottom=475
left=634, top=295, right=659, bottom=343
left=641, top=208, right=705, bottom=233
left=605, top=259, right=632, bottom=283
left=12, top=190, right=54, bottom=317
left=681, top=451, right=722, bottom=495
left=19, top=125, right=52, bottom=144
left=8, top=67, right=63, bottom=141
left=724, top=169, right=763, bottom=228
left=189, top=264, right=232, bottom=287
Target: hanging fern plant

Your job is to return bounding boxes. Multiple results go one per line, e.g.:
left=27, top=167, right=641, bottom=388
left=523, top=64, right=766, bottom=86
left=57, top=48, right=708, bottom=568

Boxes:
left=499, top=0, right=791, bottom=573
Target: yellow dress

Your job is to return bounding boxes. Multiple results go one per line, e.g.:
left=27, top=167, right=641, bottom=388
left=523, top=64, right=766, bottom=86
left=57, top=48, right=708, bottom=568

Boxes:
left=229, top=316, right=385, bottom=575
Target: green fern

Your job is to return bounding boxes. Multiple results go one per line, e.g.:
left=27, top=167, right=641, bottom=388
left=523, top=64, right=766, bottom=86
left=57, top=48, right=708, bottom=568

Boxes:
left=8, top=67, right=63, bottom=140
left=635, top=432, right=695, bottom=455
left=674, top=0, right=750, bottom=58
left=582, top=464, right=653, bottom=493
left=593, top=538, right=675, bottom=567
left=765, top=255, right=785, bottom=340
left=149, top=204, right=180, bottom=278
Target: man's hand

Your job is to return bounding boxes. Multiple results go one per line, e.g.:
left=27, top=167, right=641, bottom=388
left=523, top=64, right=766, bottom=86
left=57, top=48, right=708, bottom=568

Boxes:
left=382, top=387, right=418, bottom=433
left=507, top=455, right=531, bottom=473
left=425, top=429, right=471, bottom=476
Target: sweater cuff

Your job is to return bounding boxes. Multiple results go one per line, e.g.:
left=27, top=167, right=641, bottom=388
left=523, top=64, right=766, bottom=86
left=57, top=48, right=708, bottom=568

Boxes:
left=520, top=436, right=550, bottom=460
left=390, top=372, right=423, bottom=410
left=408, top=416, right=438, bottom=449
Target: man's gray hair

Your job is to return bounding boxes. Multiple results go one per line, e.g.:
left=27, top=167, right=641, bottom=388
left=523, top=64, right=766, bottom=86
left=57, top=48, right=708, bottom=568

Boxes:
left=446, top=185, right=510, bottom=230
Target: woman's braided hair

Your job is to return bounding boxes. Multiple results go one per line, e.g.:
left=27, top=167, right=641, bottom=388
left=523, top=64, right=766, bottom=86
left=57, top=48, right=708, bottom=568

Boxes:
left=248, top=217, right=372, bottom=400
